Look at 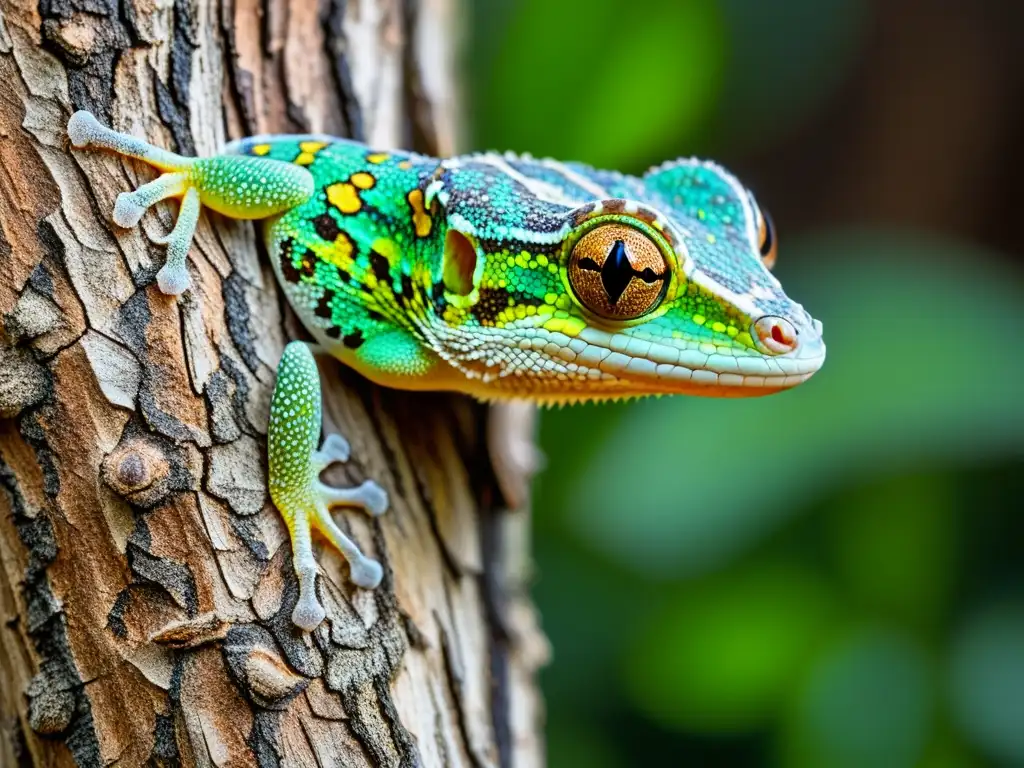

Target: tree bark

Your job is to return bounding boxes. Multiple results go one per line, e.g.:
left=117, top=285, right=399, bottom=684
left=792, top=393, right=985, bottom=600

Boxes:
left=0, top=1, right=548, bottom=766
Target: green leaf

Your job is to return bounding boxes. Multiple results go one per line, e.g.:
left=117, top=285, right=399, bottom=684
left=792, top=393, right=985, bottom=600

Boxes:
left=829, top=472, right=958, bottom=627
left=949, top=604, right=1024, bottom=765
left=782, top=626, right=933, bottom=768
left=472, top=0, right=726, bottom=170
left=623, top=561, right=836, bottom=731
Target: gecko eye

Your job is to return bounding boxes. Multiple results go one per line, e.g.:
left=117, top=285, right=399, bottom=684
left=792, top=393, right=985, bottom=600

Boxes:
left=567, top=223, right=669, bottom=320
left=757, top=208, right=777, bottom=270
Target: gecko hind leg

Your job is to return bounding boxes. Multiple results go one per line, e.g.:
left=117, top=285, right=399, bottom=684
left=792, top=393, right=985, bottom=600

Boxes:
left=269, top=341, right=389, bottom=631
left=67, top=110, right=314, bottom=295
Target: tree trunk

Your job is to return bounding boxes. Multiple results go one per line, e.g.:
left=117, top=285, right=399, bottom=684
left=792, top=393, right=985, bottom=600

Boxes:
left=0, top=1, right=548, bottom=766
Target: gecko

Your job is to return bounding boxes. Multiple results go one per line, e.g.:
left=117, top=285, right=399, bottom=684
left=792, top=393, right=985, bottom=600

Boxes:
left=66, top=110, right=825, bottom=631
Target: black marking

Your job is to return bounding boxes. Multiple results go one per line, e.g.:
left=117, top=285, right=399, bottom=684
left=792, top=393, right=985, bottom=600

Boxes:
left=370, top=250, right=392, bottom=284
left=471, top=287, right=510, bottom=325
left=342, top=330, right=365, bottom=349
left=325, top=326, right=341, bottom=339
left=337, top=269, right=352, bottom=284
left=299, top=248, right=317, bottom=278
left=312, top=212, right=342, bottom=242
left=367, top=309, right=383, bottom=322
left=470, top=287, right=543, bottom=326
left=400, top=274, right=414, bottom=299
left=431, top=281, right=448, bottom=314
left=315, top=290, right=335, bottom=319
left=279, top=238, right=301, bottom=283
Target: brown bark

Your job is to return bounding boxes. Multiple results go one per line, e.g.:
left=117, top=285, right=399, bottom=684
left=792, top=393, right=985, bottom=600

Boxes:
left=0, top=1, right=547, bottom=766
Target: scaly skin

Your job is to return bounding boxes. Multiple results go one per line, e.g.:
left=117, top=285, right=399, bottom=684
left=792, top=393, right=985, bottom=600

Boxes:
left=67, top=110, right=825, bottom=630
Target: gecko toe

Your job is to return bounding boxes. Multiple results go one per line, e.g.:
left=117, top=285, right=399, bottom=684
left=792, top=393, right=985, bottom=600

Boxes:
left=359, top=481, right=389, bottom=517
left=292, top=596, right=327, bottom=632
left=156, top=264, right=191, bottom=295
left=349, top=557, right=384, bottom=590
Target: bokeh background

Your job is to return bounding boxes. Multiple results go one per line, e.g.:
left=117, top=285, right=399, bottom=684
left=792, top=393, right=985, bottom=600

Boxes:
left=466, top=1, right=1024, bottom=766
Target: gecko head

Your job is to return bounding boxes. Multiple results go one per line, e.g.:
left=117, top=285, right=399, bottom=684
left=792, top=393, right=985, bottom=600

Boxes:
left=427, top=156, right=825, bottom=402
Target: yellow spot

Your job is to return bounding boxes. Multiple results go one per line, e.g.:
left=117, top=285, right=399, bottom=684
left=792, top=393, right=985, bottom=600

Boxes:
left=726, top=326, right=738, bottom=337
left=514, top=252, right=529, bottom=269
left=707, top=234, right=717, bottom=244
left=407, top=189, right=432, bottom=237
left=252, top=144, right=271, bottom=156
left=712, top=321, right=727, bottom=333
left=398, top=161, right=412, bottom=170
left=697, top=209, right=706, bottom=220
left=367, top=152, right=390, bottom=164
left=562, top=317, right=586, bottom=336
left=544, top=293, right=558, bottom=305
left=321, top=232, right=355, bottom=270
left=537, top=304, right=554, bottom=316
left=543, top=317, right=585, bottom=336
left=548, top=263, right=558, bottom=274
left=506, top=256, right=515, bottom=267
left=537, top=254, right=549, bottom=267
left=351, top=172, right=376, bottom=190
left=737, top=332, right=754, bottom=348
left=556, top=294, right=573, bottom=311
left=693, top=314, right=706, bottom=326
left=514, top=305, right=527, bottom=320
left=300, top=141, right=327, bottom=154
left=372, top=238, right=401, bottom=264
left=327, top=183, right=362, bottom=214
left=295, top=152, right=316, bottom=166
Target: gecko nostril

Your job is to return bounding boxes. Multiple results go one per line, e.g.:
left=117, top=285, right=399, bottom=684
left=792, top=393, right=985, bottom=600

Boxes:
left=752, top=316, right=798, bottom=355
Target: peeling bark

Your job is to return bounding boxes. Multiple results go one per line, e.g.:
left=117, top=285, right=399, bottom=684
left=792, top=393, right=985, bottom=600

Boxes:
left=0, top=1, right=548, bottom=766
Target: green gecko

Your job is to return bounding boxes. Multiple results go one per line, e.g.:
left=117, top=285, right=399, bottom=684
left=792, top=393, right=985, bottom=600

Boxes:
left=67, top=110, right=825, bottom=631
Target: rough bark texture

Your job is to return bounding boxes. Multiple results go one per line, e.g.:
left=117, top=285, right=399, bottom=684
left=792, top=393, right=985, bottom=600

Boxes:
left=0, top=1, right=548, bottom=766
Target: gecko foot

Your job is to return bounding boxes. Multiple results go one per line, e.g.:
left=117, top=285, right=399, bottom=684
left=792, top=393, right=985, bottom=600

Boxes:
left=269, top=341, right=389, bottom=631
left=67, top=110, right=313, bottom=296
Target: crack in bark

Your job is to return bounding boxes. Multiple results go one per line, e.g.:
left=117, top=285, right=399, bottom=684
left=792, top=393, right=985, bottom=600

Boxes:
left=0, top=458, right=101, bottom=766
left=321, top=0, right=365, bottom=141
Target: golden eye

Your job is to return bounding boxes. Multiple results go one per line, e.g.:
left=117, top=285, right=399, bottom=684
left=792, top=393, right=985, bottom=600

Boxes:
left=758, top=208, right=777, bottom=270
left=567, top=223, right=669, bottom=320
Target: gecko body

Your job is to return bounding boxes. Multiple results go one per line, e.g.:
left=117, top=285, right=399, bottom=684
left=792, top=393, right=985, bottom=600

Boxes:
left=67, top=111, right=825, bottom=629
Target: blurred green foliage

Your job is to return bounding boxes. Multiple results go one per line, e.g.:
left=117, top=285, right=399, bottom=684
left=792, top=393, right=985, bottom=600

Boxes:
left=468, top=1, right=1024, bottom=766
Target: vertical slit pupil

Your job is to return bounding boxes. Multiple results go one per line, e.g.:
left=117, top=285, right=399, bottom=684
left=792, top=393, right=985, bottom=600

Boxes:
left=601, top=240, right=633, bottom=304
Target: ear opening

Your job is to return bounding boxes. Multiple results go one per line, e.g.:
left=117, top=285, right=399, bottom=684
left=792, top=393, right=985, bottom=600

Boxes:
left=442, top=229, right=478, bottom=297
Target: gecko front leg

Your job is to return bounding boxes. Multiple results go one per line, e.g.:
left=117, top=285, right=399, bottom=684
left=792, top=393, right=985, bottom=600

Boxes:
left=270, top=342, right=389, bottom=631
left=67, top=110, right=314, bottom=294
